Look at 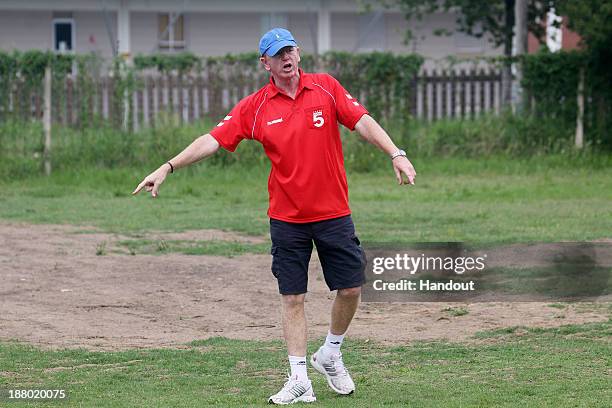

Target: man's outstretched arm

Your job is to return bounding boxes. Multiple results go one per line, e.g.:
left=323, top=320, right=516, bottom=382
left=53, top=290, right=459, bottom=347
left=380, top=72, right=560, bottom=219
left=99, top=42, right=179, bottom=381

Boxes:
left=132, top=133, right=220, bottom=197
left=353, top=114, right=416, bottom=185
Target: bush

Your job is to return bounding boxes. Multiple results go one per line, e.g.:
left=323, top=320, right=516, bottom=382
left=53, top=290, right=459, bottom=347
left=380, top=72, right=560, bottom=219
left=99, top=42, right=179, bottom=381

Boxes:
left=520, top=49, right=611, bottom=147
left=0, top=112, right=603, bottom=179
left=406, top=112, right=576, bottom=157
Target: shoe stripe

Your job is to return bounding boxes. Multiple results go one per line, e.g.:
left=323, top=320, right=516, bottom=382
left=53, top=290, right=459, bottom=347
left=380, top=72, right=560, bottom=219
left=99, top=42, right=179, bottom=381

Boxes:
left=313, top=353, right=355, bottom=394
left=288, top=384, right=306, bottom=399
left=322, top=362, right=337, bottom=376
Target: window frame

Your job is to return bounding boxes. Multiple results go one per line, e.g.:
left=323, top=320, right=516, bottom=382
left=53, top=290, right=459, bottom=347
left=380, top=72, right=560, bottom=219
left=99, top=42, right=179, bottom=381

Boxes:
left=158, top=12, right=186, bottom=50
left=356, top=12, right=386, bottom=52
left=52, top=17, right=76, bottom=53
left=261, top=13, right=289, bottom=37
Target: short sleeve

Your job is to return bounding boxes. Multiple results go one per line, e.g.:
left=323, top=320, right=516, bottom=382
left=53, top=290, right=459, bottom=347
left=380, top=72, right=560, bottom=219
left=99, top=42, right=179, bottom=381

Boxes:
left=209, top=98, right=251, bottom=152
left=326, top=74, right=369, bottom=130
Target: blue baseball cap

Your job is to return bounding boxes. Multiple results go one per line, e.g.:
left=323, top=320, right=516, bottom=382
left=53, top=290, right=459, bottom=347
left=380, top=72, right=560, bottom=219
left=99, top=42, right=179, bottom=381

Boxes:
left=259, top=28, right=298, bottom=57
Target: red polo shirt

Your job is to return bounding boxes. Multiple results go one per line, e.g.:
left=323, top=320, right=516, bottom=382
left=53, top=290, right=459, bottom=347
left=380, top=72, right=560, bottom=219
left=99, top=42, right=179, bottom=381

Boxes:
left=210, top=70, right=368, bottom=223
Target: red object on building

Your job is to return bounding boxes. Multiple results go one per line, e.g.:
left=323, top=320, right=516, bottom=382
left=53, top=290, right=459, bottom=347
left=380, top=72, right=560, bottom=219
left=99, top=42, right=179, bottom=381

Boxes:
left=561, top=17, right=581, bottom=50
left=528, top=16, right=582, bottom=53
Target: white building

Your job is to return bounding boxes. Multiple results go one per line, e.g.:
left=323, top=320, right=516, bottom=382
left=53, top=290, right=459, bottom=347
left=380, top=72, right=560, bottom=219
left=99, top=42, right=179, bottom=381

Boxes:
left=0, top=0, right=502, bottom=65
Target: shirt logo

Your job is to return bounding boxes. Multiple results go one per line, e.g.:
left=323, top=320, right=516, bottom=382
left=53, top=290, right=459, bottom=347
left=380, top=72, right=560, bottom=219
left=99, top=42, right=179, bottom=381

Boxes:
left=312, top=109, right=324, bottom=128
left=216, top=115, right=232, bottom=127
left=345, top=93, right=360, bottom=106
left=267, top=118, right=283, bottom=125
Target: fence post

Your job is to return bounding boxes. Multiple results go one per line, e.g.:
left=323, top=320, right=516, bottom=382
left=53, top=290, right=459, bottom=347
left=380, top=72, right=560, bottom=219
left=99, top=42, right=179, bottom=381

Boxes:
left=168, top=74, right=176, bottom=125
left=197, top=75, right=206, bottom=119
left=422, top=70, right=430, bottom=121
left=450, top=70, right=457, bottom=118
left=459, top=70, right=466, bottom=119
left=146, top=75, right=154, bottom=127
left=65, top=76, right=73, bottom=126
left=479, top=69, right=486, bottom=116
left=409, top=74, right=418, bottom=118
left=43, top=65, right=52, bottom=176
left=188, top=75, right=195, bottom=123
left=441, top=71, right=449, bottom=119
left=431, top=70, right=438, bottom=121
left=122, top=86, right=129, bottom=132
left=177, top=73, right=184, bottom=125
left=575, top=67, right=585, bottom=149
left=469, top=69, right=476, bottom=118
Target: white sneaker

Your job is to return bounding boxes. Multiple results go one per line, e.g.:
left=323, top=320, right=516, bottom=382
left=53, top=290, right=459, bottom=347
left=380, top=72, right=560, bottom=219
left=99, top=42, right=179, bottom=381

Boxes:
left=268, top=375, right=316, bottom=405
left=310, top=348, right=355, bottom=395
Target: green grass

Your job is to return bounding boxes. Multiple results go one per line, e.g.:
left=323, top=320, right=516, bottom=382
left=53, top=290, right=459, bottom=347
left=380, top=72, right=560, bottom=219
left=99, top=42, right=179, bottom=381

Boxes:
left=0, top=155, right=611, bottom=243
left=0, top=113, right=595, bottom=180
left=117, top=239, right=269, bottom=256
left=0, top=321, right=610, bottom=407
left=442, top=306, right=470, bottom=317
left=1, top=154, right=611, bottom=406
left=548, top=303, right=568, bottom=310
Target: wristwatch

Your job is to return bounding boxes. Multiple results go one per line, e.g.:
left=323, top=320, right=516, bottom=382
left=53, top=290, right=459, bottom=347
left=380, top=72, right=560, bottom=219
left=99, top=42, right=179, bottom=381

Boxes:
left=390, top=149, right=407, bottom=160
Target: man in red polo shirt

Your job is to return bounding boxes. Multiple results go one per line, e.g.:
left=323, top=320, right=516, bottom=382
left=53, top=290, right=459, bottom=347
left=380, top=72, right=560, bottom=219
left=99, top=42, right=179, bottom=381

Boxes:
left=133, top=28, right=416, bottom=404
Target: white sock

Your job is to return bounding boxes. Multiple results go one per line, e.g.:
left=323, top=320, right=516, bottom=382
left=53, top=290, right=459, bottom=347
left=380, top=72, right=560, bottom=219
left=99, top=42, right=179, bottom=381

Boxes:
left=288, top=355, right=308, bottom=381
left=321, top=330, right=345, bottom=357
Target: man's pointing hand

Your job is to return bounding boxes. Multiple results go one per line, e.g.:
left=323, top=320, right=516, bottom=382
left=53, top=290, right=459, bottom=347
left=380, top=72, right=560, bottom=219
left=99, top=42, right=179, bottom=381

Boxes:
left=392, top=156, right=416, bottom=185
left=132, top=164, right=171, bottom=198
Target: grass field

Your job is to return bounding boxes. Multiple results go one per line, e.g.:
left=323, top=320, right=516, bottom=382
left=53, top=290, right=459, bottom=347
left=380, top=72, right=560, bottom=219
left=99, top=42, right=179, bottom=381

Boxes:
left=1, top=154, right=611, bottom=243
left=1, top=321, right=610, bottom=407
left=1, top=155, right=611, bottom=407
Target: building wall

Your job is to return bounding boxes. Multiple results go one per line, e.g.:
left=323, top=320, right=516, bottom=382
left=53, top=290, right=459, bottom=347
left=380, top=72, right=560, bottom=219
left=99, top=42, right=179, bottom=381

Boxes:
left=0, top=10, right=52, bottom=50
left=389, top=12, right=500, bottom=60
left=187, top=12, right=261, bottom=56
left=287, top=12, right=317, bottom=54
left=125, top=11, right=319, bottom=56
left=73, top=11, right=116, bottom=58
left=329, top=12, right=357, bottom=51
left=130, top=11, right=157, bottom=55
left=0, top=10, right=116, bottom=57
left=0, top=7, right=503, bottom=63
left=329, top=11, right=500, bottom=61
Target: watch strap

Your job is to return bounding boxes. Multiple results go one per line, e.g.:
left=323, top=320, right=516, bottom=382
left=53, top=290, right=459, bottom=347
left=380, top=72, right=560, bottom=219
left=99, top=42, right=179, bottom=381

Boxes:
left=390, top=149, right=406, bottom=160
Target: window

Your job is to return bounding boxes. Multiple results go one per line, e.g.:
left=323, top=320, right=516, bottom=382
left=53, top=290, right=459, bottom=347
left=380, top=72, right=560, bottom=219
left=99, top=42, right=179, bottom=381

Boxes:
left=261, top=13, right=288, bottom=36
left=159, top=13, right=185, bottom=49
left=356, top=12, right=386, bottom=52
left=53, top=18, right=74, bottom=52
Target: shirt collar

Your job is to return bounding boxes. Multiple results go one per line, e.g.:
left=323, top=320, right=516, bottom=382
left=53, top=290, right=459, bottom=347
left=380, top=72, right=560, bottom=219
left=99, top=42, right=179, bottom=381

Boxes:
left=267, top=69, right=314, bottom=98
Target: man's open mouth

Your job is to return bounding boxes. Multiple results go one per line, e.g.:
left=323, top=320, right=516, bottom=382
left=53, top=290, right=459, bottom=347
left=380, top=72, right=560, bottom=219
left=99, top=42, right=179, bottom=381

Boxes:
left=283, top=63, right=292, bottom=70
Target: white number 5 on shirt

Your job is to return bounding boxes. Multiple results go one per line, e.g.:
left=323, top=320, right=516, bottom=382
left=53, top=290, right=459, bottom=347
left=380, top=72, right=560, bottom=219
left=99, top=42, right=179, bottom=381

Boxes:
left=313, top=110, right=324, bottom=128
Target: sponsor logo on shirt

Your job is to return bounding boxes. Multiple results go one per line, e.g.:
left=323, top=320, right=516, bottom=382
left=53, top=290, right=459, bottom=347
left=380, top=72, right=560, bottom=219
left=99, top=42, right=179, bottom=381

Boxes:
left=345, top=93, right=360, bottom=106
left=216, top=115, right=232, bottom=127
left=312, top=110, right=324, bottom=128
left=267, top=118, right=283, bottom=125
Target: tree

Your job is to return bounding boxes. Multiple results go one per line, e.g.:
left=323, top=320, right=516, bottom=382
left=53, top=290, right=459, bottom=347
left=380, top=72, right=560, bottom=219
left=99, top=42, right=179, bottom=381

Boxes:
left=383, top=0, right=554, bottom=106
left=555, top=0, right=612, bottom=142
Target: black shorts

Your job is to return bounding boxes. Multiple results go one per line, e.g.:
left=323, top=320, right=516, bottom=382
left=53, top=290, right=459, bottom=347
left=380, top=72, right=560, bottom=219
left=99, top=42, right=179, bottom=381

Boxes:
left=269, top=215, right=367, bottom=295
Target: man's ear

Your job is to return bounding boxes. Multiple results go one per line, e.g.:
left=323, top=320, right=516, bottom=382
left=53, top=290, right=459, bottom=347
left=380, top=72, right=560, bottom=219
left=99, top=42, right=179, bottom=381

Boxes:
left=296, top=47, right=301, bottom=63
left=260, top=56, right=271, bottom=72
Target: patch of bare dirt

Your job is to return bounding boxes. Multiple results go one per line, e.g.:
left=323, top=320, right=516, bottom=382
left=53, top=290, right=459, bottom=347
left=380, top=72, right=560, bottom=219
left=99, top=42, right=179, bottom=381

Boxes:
left=0, top=222, right=609, bottom=350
